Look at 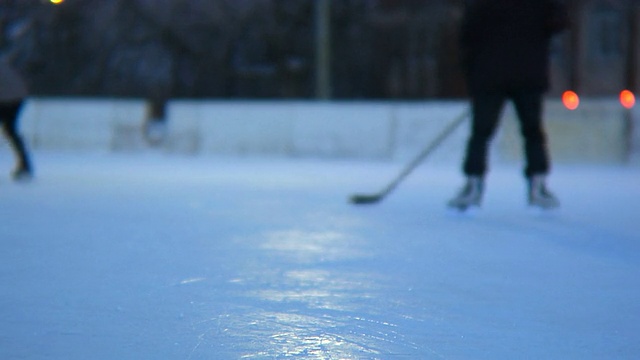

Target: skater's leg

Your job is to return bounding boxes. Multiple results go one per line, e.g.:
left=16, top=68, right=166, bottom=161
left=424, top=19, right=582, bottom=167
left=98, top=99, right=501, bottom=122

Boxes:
left=0, top=101, right=33, bottom=178
left=511, top=91, right=549, bottom=178
left=449, top=93, right=504, bottom=210
left=511, top=91, right=558, bottom=208
left=462, top=93, right=505, bottom=176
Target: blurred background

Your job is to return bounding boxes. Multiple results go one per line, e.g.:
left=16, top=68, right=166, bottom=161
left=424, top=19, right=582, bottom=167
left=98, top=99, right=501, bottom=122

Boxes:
left=1, top=0, right=638, bottom=163
left=1, top=0, right=638, bottom=101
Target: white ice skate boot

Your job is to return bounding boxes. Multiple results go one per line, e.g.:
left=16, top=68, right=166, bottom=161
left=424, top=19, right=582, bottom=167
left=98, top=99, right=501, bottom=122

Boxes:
left=528, top=175, right=559, bottom=209
left=448, top=176, right=484, bottom=211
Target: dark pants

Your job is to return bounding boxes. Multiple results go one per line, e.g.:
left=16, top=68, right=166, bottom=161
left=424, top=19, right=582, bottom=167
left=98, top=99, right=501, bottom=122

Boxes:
left=463, top=90, right=550, bottom=178
left=0, top=100, right=31, bottom=170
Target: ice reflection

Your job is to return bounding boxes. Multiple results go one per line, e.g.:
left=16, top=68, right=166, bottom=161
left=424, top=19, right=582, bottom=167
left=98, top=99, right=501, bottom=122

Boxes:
left=228, top=229, right=417, bottom=358
left=255, top=269, right=370, bottom=312
left=261, top=229, right=370, bottom=263
left=179, top=277, right=206, bottom=285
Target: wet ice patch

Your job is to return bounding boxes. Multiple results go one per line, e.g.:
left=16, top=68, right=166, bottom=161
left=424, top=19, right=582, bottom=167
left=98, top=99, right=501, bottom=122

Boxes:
left=261, top=229, right=371, bottom=263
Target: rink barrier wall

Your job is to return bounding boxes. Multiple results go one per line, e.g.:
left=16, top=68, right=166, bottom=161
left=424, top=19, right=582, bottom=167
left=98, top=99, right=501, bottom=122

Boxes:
left=18, top=98, right=148, bottom=152
left=15, top=97, right=640, bottom=165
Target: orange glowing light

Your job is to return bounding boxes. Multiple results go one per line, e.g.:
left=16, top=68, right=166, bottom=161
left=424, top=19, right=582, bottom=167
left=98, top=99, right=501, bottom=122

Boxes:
left=620, top=90, right=636, bottom=109
left=562, top=90, right=579, bottom=110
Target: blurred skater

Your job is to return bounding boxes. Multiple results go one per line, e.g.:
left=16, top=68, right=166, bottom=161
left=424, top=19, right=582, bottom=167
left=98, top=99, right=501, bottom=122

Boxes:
left=0, top=54, right=33, bottom=181
left=448, top=0, right=568, bottom=211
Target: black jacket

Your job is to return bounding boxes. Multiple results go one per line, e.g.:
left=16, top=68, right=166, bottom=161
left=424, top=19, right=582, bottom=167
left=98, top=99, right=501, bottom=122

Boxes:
left=460, top=0, right=568, bottom=94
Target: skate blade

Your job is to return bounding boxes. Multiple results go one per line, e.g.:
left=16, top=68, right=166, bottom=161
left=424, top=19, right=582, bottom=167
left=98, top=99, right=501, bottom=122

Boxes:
left=526, top=204, right=560, bottom=218
left=446, top=204, right=480, bottom=217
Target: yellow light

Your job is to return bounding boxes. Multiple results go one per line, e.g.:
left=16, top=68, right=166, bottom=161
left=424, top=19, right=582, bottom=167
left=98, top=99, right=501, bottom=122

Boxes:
left=50, top=0, right=64, bottom=4
left=620, top=90, right=636, bottom=109
left=562, top=90, right=579, bottom=110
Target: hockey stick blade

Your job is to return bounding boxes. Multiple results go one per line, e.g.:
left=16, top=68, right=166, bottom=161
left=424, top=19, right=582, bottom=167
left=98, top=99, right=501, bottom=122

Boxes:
left=349, top=193, right=383, bottom=205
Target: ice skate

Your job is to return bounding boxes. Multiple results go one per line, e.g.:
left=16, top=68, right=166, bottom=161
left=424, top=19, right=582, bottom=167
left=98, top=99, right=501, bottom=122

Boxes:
left=448, top=176, right=483, bottom=211
left=528, top=175, right=559, bottom=209
left=12, top=164, right=33, bottom=182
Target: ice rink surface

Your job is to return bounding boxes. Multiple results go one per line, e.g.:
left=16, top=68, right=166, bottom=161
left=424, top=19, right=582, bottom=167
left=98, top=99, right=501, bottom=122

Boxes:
left=1, top=152, right=639, bottom=359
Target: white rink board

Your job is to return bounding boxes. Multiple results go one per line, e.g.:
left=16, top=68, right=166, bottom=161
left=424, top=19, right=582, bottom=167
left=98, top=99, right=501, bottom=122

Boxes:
left=16, top=98, right=639, bottom=164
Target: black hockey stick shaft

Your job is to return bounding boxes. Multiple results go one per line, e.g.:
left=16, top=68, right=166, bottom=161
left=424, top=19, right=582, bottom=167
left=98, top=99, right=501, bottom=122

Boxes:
left=350, top=109, right=469, bottom=204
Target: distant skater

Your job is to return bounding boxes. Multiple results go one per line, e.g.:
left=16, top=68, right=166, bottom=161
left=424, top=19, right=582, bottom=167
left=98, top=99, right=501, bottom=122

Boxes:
left=0, top=55, right=33, bottom=181
left=448, top=0, right=568, bottom=211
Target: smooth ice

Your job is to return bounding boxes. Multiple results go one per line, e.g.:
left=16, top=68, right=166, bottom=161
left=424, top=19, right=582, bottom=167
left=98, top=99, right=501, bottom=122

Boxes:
left=1, top=152, right=639, bottom=359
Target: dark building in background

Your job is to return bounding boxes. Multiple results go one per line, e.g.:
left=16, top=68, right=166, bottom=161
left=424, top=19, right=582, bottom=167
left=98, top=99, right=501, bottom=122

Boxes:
left=0, top=0, right=637, bottom=100
left=556, top=0, right=640, bottom=97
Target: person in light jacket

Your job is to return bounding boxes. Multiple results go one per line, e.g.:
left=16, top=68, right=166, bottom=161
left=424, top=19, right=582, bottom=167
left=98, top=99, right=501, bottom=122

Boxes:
left=0, top=55, right=33, bottom=181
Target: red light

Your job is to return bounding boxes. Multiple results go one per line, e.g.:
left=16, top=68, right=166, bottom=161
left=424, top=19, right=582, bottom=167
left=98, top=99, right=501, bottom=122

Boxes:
left=562, top=91, right=579, bottom=110
left=620, top=90, right=635, bottom=109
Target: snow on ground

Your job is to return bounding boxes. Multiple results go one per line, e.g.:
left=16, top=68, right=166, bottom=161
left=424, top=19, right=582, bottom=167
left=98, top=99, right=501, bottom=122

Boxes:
left=0, top=152, right=639, bottom=359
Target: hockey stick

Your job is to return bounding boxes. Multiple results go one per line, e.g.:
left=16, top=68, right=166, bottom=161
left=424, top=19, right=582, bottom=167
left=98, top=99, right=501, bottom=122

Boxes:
left=349, top=109, right=469, bottom=205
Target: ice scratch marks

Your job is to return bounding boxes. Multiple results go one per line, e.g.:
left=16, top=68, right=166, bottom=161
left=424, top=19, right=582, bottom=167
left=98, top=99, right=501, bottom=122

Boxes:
left=230, top=310, right=413, bottom=359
